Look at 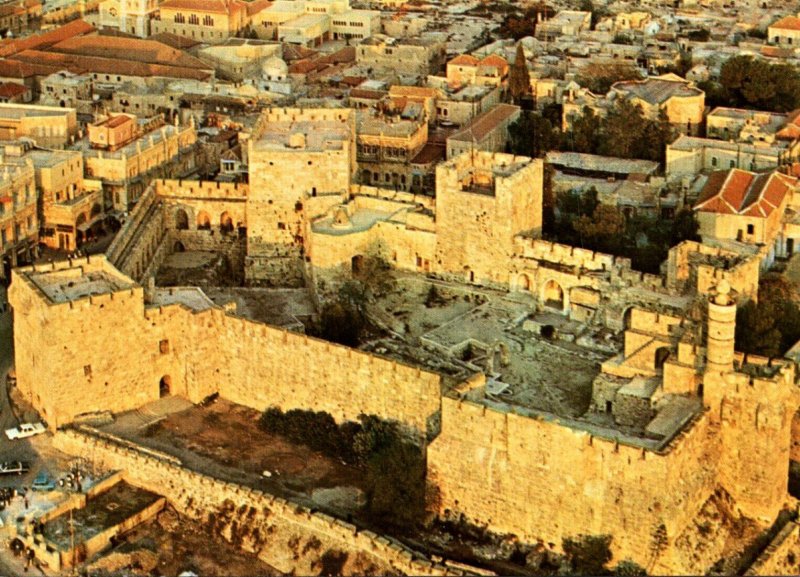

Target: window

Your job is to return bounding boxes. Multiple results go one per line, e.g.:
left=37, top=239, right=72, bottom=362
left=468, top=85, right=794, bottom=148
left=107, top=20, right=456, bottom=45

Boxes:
left=278, top=222, right=286, bottom=230
left=203, top=14, right=213, bottom=25
left=174, top=12, right=185, bottom=23
left=711, top=157, right=718, bottom=167
left=84, top=365, right=92, bottom=377
left=188, top=13, right=199, bottom=24
left=729, top=160, right=735, bottom=168
left=159, top=339, right=169, bottom=354
left=747, top=224, right=754, bottom=235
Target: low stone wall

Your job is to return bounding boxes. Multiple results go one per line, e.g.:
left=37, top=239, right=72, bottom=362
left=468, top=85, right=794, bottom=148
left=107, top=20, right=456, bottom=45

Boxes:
left=745, top=520, right=800, bottom=576
left=52, top=428, right=470, bottom=576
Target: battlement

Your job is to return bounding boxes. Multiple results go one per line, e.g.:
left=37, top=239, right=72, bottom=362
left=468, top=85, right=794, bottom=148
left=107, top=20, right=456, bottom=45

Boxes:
left=628, top=308, right=683, bottom=337
left=350, top=184, right=436, bottom=211
left=513, top=238, right=622, bottom=272
left=53, top=428, right=467, bottom=577
left=155, top=179, right=249, bottom=200
left=12, top=255, right=142, bottom=309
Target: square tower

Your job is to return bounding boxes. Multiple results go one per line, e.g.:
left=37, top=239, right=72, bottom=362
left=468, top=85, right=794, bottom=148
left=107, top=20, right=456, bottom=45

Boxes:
left=246, top=108, right=356, bottom=286
left=434, top=151, right=543, bottom=286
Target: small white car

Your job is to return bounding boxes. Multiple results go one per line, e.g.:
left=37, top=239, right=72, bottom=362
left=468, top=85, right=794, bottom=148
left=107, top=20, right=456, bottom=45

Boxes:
left=5, top=422, right=46, bottom=440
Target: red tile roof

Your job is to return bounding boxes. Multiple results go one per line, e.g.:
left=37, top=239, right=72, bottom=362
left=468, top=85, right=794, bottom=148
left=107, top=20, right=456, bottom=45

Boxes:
left=695, top=168, right=796, bottom=218
left=478, top=54, right=508, bottom=69
left=770, top=15, right=800, bottom=31
left=0, top=82, right=28, bottom=98
left=449, top=54, right=479, bottom=67
left=0, top=19, right=93, bottom=58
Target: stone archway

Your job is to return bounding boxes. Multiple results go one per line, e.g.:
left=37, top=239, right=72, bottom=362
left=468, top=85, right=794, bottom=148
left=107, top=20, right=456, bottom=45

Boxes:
left=542, top=279, right=565, bottom=312
left=655, top=347, right=670, bottom=370
left=175, top=208, right=189, bottom=230
left=220, top=211, right=233, bottom=233
left=159, top=375, right=171, bottom=398
left=197, top=211, right=211, bottom=230
left=517, top=273, right=532, bottom=292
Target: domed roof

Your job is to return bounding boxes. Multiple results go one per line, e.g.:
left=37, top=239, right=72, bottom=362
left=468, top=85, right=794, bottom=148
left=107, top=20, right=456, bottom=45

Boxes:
left=262, top=56, right=288, bottom=77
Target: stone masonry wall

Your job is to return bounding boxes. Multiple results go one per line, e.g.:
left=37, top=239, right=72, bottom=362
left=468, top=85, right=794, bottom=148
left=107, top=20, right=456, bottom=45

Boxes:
left=9, top=258, right=442, bottom=434
left=52, top=428, right=465, bottom=577
left=427, top=396, right=722, bottom=574
left=745, top=520, right=800, bottom=576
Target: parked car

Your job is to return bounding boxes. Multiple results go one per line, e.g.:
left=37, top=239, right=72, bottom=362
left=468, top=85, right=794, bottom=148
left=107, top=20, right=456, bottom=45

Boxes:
left=5, top=422, right=46, bottom=440
left=32, top=471, right=55, bottom=491
left=0, top=461, right=29, bottom=475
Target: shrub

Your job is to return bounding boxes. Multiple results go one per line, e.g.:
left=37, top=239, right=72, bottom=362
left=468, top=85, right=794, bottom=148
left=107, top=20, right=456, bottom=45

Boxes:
left=563, top=534, right=613, bottom=575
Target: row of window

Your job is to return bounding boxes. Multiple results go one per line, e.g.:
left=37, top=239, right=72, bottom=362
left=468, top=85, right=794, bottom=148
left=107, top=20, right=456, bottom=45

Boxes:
left=331, top=20, right=364, bottom=27
left=0, top=216, right=34, bottom=246
left=710, top=156, right=757, bottom=170
left=173, top=13, right=214, bottom=25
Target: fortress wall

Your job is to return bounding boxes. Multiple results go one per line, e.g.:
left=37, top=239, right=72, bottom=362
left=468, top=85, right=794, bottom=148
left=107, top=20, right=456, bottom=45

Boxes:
left=351, top=185, right=436, bottom=210
left=427, top=397, right=719, bottom=572
left=10, top=265, right=441, bottom=435
left=745, top=521, right=800, bottom=576
left=513, top=238, right=619, bottom=272
left=195, top=310, right=441, bottom=434
left=52, top=429, right=463, bottom=577
left=309, top=221, right=436, bottom=276
left=155, top=179, right=248, bottom=200
left=9, top=268, right=167, bottom=427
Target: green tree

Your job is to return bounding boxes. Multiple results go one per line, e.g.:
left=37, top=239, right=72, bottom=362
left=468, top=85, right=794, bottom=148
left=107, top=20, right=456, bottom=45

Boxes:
left=669, top=208, right=700, bottom=245
left=542, top=162, right=555, bottom=236
left=507, top=111, right=555, bottom=157
left=598, top=99, right=649, bottom=159
left=735, top=276, right=800, bottom=357
left=573, top=204, right=625, bottom=253
left=719, top=56, right=800, bottom=112
left=509, top=43, right=531, bottom=103
left=563, top=534, right=613, bottom=575
left=567, top=106, right=602, bottom=153
left=577, top=61, right=641, bottom=94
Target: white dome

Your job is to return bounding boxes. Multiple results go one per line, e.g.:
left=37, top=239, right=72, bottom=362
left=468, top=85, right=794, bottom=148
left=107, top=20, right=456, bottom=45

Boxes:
left=261, top=56, right=288, bottom=79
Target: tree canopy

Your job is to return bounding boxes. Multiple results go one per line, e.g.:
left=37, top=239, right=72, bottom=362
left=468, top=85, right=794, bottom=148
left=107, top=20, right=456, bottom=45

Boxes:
left=509, top=43, right=532, bottom=103
left=564, top=101, right=674, bottom=164
left=715, top=55, right=800, bottom=112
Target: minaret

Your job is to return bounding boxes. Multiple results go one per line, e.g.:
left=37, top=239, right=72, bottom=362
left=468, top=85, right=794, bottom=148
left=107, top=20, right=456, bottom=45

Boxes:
left=706, top=279, right=736, bottom=374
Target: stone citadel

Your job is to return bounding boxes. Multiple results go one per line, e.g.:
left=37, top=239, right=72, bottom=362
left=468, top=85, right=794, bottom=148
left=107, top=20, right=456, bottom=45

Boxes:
left=8, top=108, right=800, bottom=574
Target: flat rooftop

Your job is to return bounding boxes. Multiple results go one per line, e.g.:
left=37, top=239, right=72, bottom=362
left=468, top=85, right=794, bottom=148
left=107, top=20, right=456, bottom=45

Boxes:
left=252, top=119, right=350, bottom=153
left=42, top=481, right=163, bottom=552
left=148, top=287, right=217, bottom=312
left=26, top=264, right=135, bottom=304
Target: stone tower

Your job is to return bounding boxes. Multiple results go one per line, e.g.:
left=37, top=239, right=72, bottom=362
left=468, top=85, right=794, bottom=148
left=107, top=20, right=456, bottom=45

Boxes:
left=705, top=279, right=736, bottom=374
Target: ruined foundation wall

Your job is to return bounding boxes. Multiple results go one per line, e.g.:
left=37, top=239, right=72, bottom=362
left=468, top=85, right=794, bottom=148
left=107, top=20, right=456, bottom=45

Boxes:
left=427, top=397, right=721, bottom=574
left=52, top=429, right=464, bottom=577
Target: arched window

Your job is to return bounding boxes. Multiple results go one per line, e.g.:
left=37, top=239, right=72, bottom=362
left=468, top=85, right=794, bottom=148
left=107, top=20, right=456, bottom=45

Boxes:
left=220, top=211, right=233, bottom=233
left=175, top=208, right=189, bottom=230
left=197, top=211, right=211, bottom=230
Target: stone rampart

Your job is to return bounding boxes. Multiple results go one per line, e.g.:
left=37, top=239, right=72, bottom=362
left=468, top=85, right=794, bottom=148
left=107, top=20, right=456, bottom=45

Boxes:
left=10, top=258, right=442, bottom=434
left=155, top=179, right=248, bottom=200
left=427, top=396, right=721, bottom=574
left=52, top=428, right=468, bottom=576
left=745, top=520, right=800, bottom=576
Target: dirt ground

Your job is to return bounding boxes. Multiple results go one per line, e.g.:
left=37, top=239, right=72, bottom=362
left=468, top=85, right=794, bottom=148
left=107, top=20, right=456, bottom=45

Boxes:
left=139, top=399, right=366, bottom=510
left=108, top=506, right=282, bottom=577
left=156, top=251, right=240, bottom=287
left=203, top=287, right=314, bottom=328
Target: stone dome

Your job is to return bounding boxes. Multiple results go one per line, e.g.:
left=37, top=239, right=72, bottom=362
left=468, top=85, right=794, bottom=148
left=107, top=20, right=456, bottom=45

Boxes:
left=261, top=57, right=288, bottom=79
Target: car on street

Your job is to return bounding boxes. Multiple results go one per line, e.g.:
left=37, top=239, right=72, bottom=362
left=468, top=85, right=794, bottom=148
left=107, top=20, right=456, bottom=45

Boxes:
left=5, top=422, right=46, bottom=440
left=32, top=471, right=55, bottom=491
left=0, top=461, right=29, bottom=475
